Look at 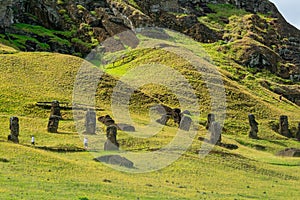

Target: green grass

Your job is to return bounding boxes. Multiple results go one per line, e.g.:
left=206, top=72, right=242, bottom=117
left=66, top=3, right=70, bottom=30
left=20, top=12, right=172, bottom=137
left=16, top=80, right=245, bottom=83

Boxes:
left=0, top=30, right=300, bottom=199
left=198, top=4, right=249, bottom=31
left=0, top=43, right=18, bottom=54
left=12, top=23, right=72, bottom=47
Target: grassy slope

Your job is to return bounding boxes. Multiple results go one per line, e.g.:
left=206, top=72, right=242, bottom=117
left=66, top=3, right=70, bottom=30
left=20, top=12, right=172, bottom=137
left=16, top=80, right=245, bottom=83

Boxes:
left=0, top=33, right=300, bottom=200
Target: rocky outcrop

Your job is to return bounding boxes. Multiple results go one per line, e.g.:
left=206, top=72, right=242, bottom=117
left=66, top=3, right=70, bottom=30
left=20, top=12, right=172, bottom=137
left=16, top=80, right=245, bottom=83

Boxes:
left=0, top=0, right=14, bottom=29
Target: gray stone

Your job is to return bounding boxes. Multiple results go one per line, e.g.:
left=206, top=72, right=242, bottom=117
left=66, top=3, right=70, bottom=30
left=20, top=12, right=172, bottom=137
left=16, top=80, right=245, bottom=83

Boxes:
left=117, top=123, right=135, bottom=132
left=85, top=109, right=96, bottom=134
left=179, top=116, right=192, bottom=131
left=8, top=116, right=19, bottom=143
left=248, top=114, right=258, bottom=139
left=104, top=126, right=119, bottom=151
left=47, top=115, right=60, bottom=133
left=156, top=114, right=171, bottom=125
left=50, top=100, right=61, bottom=118
left=279, top=115, right=292, bottom=138
left=0, top=0, right=14, bottom=28
left=296, top=122, right=300, bottom=141
left=209, top=121, right=221, bottom=145
left=206, top=113, right=215, bottom=130
left=94, top=155, right=134, bottom=168
left=98, top=115, right=115, bottom=126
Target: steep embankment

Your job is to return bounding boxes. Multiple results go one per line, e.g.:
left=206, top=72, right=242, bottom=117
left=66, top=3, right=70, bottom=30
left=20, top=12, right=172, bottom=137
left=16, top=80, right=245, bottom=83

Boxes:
left=0, top=47, right=300, bottom=199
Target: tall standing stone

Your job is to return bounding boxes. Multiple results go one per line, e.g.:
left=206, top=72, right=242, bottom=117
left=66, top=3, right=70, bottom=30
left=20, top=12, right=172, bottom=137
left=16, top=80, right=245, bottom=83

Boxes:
left=8, top=116, right=19, bottom=143
left=50, top=100, right=61, bottom=118
left=206, top=113, right=215, bottom=130
left=209, top=121, right=222, bottom=145
left=296, top=122, right=300, bottom=141
left=279, top=115, right=292, bottom=138
left=104, top=125, right=119, bottom=151
left=47, top=115, right=60, bottom=133
left=172, top=108, right=182, bottom=125
left=248, top=114, right=258, bottom=139
left=85, top=109, right=96, bottom=134
left=179, top=115, right=192, bottom=131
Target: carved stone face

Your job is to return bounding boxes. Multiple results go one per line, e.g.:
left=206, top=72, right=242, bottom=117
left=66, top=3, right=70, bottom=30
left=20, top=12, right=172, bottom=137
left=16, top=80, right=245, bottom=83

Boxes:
left=10, top=116, right=19, bottom=124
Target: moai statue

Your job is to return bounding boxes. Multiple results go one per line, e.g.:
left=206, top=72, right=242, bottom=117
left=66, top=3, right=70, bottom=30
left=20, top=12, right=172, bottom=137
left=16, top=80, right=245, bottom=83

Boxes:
left=179, top=115, right=192, bottom=131
left=156, top=114, right=171, bottom=125
left=104, top=125, right=119, bottom=151
left=47, top=115, right=60, bottom=133
left=206, top=113, right=215, bottom=130
left=8, top=117, right=19, bottom=143
left=279, top=115, right=292, bottom=138
left=209, top=121, right=222, bottom=145
left=296, top=122, right=300, bottom=141
left=50, top=100, right=61, bottom=118
left=98, top=115, right=115, bottom=126
left=85, top=109, right=96, bottom=134
left=248, top=114, right=258, bottom=139
left=172, top=108, right=182, bottom=125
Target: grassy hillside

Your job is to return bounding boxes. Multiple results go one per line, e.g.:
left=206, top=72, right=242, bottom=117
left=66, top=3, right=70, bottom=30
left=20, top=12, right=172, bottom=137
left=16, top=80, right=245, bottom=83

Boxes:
left=0, top=30, right=299, bottom=200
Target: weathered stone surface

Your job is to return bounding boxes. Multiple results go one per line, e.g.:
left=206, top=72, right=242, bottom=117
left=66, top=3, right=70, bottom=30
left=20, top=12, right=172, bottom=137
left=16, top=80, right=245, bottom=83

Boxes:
left=276, top=148, right=300, bottom=157
left=209, top=121, right=222, bottom=145
left=279, top=115, right=292, bottom=138
left=104, top=125, right=119, bottom=151
left=8, top=116, right=19, bottom=143
left=296, top=122, right=300, bottom=141
left=0, top=0, right=14, bottom=28
left=206, top=113, right=215, bottom=130
left=153, top=104, right=183, bottom=126
left=248, top=114, right=258, bottom=139
left=47, top=115, right=60, bottom=133
left=181, top=110, right=191, bottom=115
left=94, top=155, right=134, bottom=168
left=50, top=100, right=61, bottom=118
left=85, top=109, right=96, bottom=134
left=156, top=114, right=171, bottom=125
left=98, top=115, right=135, bottom=132
left=179, top=116, right=192, bottom=131
left=98, top=115, right=115, bottom=126
left=117, top=123, right=135, bottom=132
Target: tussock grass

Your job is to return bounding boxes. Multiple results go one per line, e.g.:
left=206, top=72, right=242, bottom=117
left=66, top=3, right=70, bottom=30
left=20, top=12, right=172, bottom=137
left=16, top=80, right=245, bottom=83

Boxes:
left=0, top=31, right=299, bottom=199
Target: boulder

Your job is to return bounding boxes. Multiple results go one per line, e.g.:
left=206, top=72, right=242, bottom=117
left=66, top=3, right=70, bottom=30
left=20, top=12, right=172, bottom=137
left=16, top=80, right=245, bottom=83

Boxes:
left=94, top=155, right=134, bottom=168
left=117, top=123, right=135, bottom=132
left=276, top=148, right=300, bottom=157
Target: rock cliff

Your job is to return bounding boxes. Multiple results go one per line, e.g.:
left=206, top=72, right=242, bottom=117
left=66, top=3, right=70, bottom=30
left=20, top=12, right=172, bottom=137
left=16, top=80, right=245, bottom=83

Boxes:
left=0, top=0, right=299, bottom=83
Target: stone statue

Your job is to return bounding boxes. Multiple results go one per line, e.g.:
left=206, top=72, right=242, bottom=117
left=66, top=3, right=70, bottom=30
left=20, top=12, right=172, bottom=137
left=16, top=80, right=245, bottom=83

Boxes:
left=248, top=114, right=258, bottom=139
left=104, top=125, right=119, bottom=151
left=206, top=113, right=215, bottom=130
left=179, top=115, right=192, bottom=131
left=156, top=114, right=171, bottom=125
left=296, top=122, right=300, bottom=141
left=172, top=108, right=182, bottom=125
left=209, top=121, right=222, bottom=145
left=98, top=115, right=115, bottom=126
left=85, top=109, right=96, bottom=134
left=47, top=115, right=60, bottom=133
left=8, top=116, right=19, bottom=143
left=279, top=115, right=292, bottom=138
left=50, top=100, right=61, bottom=118
left=153, top=104, right=183, bottom=126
